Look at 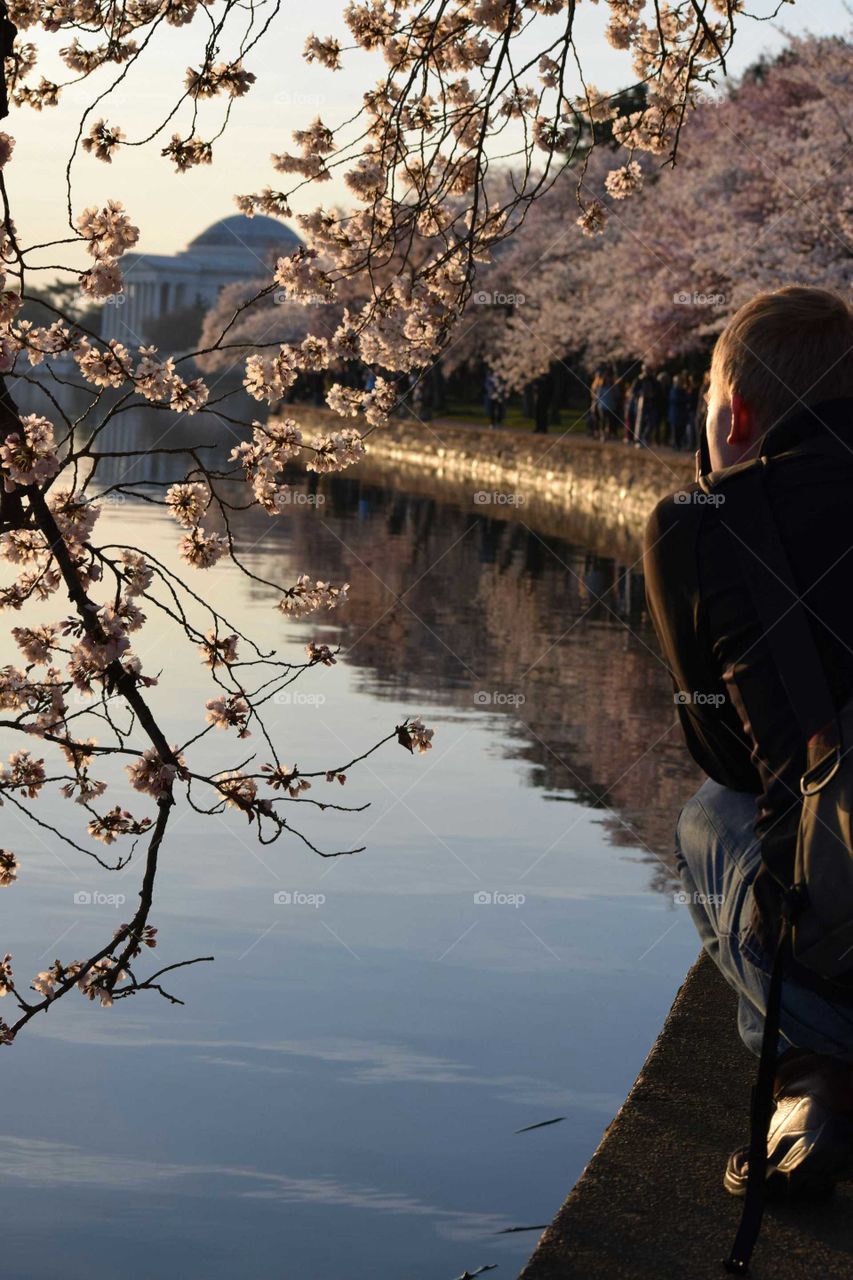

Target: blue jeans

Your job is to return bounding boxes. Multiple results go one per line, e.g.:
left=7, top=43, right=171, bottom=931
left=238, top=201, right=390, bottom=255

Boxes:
left=675, top=778, right=853, bottom=1061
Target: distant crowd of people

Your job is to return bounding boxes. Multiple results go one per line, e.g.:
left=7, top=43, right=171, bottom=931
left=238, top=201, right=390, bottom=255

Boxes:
left=588, top=366, right=711, bottom=450
left=291, top=361, right=711, bottom=447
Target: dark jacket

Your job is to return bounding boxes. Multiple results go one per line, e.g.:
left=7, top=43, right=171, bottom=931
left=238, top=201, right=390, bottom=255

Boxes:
left=644, top=398, right=853, bottom=952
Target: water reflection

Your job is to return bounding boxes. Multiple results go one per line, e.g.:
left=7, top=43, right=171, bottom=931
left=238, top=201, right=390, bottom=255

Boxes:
left=233, top=470, right=701, bottom=888
left=0, top=389, right=702, bottom=1280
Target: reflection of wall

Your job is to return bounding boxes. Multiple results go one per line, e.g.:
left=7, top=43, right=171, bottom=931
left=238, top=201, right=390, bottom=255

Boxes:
left=233, top=476, right=702, bottom=888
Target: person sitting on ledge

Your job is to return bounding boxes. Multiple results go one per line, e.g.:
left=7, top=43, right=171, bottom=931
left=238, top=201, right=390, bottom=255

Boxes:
left=644, top=285, right=853, bottom=1205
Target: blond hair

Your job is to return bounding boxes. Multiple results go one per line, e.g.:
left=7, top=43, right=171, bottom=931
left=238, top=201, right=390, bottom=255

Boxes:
left=710, top=285, right=853, bottom=432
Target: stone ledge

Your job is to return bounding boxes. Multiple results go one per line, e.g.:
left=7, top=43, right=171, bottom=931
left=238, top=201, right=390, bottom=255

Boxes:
left=519, top=952, right=853, bottom=1280
left=356, top=420, right=695, bottom=559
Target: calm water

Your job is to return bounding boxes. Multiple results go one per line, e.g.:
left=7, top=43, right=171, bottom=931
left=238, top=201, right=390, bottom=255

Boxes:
left=1, top=404, right=702, bottom=1279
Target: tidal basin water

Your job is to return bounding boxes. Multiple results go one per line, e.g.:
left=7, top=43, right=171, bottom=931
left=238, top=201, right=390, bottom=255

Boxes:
left=0, top=425, right=702, bottom=1279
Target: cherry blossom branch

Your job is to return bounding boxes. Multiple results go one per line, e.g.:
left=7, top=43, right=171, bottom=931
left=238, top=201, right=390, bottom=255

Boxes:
left=0, top=0, right=775, bottom=1049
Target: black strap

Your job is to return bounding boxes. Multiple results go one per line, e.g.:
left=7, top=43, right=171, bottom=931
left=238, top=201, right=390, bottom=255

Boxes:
left=704, top=459, right=827, bottom=1271
left=724, top=922, right=791, bottom=1274
left=702, top=459, right=837, bottom=745
left=768, top=432, right=853, bottom=472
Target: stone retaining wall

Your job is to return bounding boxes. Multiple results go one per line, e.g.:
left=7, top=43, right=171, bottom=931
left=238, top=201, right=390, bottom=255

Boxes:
left=518, top=952, right=853, bottom=1278
left=353, top=418, right=696, bottom=559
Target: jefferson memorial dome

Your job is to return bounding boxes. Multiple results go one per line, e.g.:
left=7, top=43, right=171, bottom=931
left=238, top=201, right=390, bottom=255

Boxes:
left=101, top=213, right=301, bottom=344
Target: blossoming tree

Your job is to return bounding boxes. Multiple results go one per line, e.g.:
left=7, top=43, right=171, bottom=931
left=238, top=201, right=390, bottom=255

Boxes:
left=474, top=30, right=851, bottom=385
left=0, top=0, right=792, bottom=1041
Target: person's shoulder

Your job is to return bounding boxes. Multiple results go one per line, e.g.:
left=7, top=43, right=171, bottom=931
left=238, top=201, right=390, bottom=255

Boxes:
left=645, top=483, right=705, bottom=551
left=644, top=483, right=720, bottom=592
left=644, top=487, right=707, bottom=611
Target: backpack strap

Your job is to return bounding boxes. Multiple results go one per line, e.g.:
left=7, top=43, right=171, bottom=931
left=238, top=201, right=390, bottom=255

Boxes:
left=724, top=918, right=792, bottom=1274
left=700, top=457, right=840, bottom=1272
left=766, top=431, right=853, bottom=471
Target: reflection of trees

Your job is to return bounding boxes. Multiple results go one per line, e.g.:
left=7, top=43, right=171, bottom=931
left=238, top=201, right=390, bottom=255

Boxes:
left=234, top=474, right=702, bottom=889
left=14, top=380, right=267, bottom=473
left=16, top=379, right=700, bottom=890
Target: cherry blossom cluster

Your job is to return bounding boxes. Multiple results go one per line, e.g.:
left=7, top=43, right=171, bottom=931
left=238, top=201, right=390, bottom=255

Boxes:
left=10, top=0, right=272, bottom=175
left=11, top=0, right=770, bottom=421
left=278, top=574, right=350, bottom=619
left=0, top=413, right=59, bottom=488
left=305, top=427, right=365, bottom=474
left=229, top=420, right=303, bottom=513
left=471, top=31, right=852, bottom=384
left=222, top=0, right=766, bottom=386
left=31, top=956, right=127, bottom=1008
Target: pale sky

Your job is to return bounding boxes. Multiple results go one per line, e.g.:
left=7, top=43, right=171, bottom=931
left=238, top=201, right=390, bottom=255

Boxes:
left=7, top=0, right=850, bottom=272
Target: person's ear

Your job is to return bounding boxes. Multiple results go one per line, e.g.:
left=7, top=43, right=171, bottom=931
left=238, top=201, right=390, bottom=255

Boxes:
left=728, top=391, right=758, bottom=444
